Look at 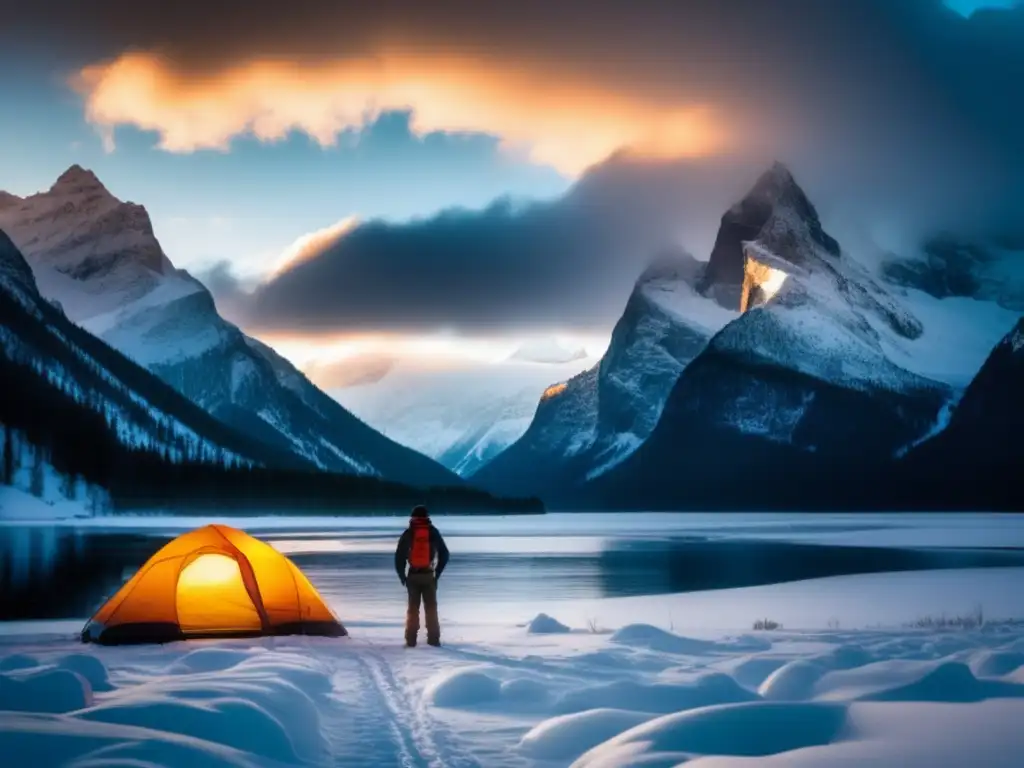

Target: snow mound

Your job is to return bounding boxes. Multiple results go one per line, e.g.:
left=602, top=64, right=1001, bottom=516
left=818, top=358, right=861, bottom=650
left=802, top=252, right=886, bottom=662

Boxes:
left=794, top=699, right=1024, bottom=768
left=56, top=654, right=113, bottom=693
left=814, top=644, right=875, bottom=670
left=758, top=660, right=829, bottom=701
left=424, top=665, right=554, bottom=711
left=527, top=613, right=571, bottom=634
left=168, top=648, right=255, bottom=675
left=424, top=666, right=503, bottom=708
left=555, top=673, right=757, bottom=715
left=572, top=702, right=848, bottom=766
left=519, top=708, right=653, bottom=761
left=1000, top=637, right=1024, bottom=654
left=860, top=661, right=1024, bottom=703
left=0, top=713, right=259, bottom=768
left=726, top=656, right=790, bottom=689
left=76, top=695, right=300, bottom=764
left=0, top=653, right=41, bottom=673
left=609, top=624, right=770, bottom=655
left=969, top=650, right=1024, bottom=678
left=66, top=649, right=331, bottom=764
left=0, top=666, right=93, bottom=713
left=500, top=678, right=552, bottom=706
left=227, top=652, right=335, bottom=699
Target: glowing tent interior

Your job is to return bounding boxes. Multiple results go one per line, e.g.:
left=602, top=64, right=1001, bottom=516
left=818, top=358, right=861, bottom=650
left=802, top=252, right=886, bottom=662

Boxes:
left=81, top=524, right=347, bottom=644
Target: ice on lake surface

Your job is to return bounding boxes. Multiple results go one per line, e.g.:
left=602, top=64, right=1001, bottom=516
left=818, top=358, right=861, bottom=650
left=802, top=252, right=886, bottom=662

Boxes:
left=3, top=512, right=1024, bottom=766
left=4, top=512, right=1024, bottom=625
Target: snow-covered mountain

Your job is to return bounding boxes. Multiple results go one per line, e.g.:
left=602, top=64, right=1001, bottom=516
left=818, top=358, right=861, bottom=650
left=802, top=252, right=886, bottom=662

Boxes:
left=0, top=226, right=296, bottom=507
left=333, top=352, right=596, bottom=477
left=698, top=162, right=841, bottom=311
left=586, top=164, right=955, bottom=510
left=471, top=247, right=739, bottom=499
left=0, top=167, right=459, bottom=487
left=874, top=233, right=1024, bottom=387
left=899, top=316, right=1023, bottom=509
left=881, top=233, right=1024, bottom=313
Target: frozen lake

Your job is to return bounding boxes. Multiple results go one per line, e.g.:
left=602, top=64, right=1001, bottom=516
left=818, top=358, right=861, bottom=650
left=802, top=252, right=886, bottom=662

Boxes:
left=5, top=513, right=1024, bottom=767
left=3, top=512, right=1024, bottom=630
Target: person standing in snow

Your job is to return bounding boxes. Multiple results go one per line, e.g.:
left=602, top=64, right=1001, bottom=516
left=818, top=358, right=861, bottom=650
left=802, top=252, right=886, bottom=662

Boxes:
left=395, top=505, right=449, bottom=647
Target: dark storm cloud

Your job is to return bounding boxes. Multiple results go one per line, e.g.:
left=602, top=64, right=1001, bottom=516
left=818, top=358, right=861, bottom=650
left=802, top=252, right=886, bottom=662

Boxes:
left=194, top=260, right=258, bottom=327
left=243, top=158, right=758, bottom=334
left=9, top=0, right=1022, bottom=182
left=8, top=0, right=1022, bottom=332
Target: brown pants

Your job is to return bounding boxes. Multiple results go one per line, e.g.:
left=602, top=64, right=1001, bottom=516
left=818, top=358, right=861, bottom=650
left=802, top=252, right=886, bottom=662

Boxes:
left=405, top=571, right=440, bottom=646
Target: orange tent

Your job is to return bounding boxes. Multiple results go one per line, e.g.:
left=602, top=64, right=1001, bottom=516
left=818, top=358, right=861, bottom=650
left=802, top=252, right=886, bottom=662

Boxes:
left=81, top=524, right=346, bottom=644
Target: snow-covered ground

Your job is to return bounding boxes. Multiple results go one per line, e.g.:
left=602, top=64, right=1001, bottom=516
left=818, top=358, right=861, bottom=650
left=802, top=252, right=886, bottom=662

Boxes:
left=4, top=576, right=1024, bottom=767
left=4, top=512, right=1024, bottom=766
left=0, top=485, right=96, bottom=522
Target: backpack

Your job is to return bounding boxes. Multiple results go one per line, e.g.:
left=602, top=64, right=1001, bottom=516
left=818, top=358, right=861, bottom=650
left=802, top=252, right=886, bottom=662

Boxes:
left=408, top=519, right=433, bottom=569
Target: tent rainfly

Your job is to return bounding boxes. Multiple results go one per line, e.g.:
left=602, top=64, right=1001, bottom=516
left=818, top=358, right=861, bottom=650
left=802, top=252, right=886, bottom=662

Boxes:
left=81, top=524, right=347, bottom=644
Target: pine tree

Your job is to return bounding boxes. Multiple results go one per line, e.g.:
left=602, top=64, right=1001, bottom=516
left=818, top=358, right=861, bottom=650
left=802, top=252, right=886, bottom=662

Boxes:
left=60, top=469, right=75, bottom=499
left=30, top=445, right=45, bottom=497
left=2, top=425, right=13, bottom=485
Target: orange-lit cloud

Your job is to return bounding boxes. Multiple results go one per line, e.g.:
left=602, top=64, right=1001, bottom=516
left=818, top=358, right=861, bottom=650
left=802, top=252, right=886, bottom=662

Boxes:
left=270, top=216, right=359, bottom=277
left=73, top=52, right=729, bottom=176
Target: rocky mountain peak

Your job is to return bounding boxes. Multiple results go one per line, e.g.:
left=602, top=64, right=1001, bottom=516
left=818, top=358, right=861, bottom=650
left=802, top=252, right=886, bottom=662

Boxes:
left=50, top=165, right=109, bottom=196
left=700, top=162, right=840, bottom=309
left=744, top=161, right=798, bottom=203
left=0, top=165, right=171, bottom=281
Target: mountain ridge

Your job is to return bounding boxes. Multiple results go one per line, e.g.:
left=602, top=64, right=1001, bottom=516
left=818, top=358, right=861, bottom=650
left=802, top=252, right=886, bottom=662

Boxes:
left=584, top=164, right=958, bottom=510
left=0, top=166, right=461, bottom=487
left=471, top=246, right=738, bottom=498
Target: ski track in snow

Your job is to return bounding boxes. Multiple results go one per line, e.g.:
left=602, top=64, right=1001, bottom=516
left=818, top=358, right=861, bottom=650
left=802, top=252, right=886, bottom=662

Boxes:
left=338, top=642, right=474, bottom=768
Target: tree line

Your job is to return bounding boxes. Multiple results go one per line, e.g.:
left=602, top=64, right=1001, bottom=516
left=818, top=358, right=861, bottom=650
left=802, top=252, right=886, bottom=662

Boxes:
left=0, top=352, right=543, bottom=516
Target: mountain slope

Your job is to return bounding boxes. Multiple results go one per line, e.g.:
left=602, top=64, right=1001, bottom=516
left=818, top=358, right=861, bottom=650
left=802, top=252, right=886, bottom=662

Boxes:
left=699, top=161, right=841, bottom=310
left=471, top=249, right=739, bottom=499
left=585, top=165, right=953, bottom=510
left=896, top=317, right=1024, bottom=509
left=0, top=167, right=459, bottom=487
left=1, top=228, right=543, bottom=516
left=0, top=227, right=301, bottom=476
left=874, top=233, right=1024, bottom=387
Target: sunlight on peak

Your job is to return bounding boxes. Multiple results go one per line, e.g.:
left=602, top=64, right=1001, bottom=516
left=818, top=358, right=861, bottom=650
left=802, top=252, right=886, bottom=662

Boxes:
left=541, top=382, right=569, bottom=400
left=760, top=268, right=788, bottom=302
left=740, top=253, right=790, bottom=312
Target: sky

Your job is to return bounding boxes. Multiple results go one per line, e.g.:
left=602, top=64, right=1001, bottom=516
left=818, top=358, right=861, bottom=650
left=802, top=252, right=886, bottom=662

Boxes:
left=1, top=0, right=1022, bottom=362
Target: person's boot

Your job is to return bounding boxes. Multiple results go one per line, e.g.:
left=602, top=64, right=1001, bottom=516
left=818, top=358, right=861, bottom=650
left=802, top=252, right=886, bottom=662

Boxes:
left=427, top=636, right=440, bottom=647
